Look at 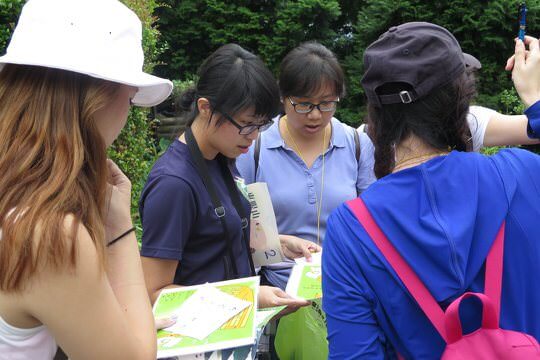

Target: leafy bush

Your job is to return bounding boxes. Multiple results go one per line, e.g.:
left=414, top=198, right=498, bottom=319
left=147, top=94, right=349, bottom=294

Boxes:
left=498, top=88, right=525, bottom=115
left=153, top=0, right=341, bottom=78
left=0, top=0, right=24, bottom=53
left=108, top=0, right=165, bottom=236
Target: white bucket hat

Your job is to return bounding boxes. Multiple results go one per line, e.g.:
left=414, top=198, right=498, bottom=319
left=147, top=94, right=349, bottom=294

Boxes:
left=0, top=0, right=173, bottom=107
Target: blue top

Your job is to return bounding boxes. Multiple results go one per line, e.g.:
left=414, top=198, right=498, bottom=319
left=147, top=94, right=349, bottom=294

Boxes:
left=323, top=149, right=540, bottom=359
left=236, top=117, right=376, bottom=288
left=139, top=139, right=252, bottom=286
left=525, top=100, right=540, bottom=138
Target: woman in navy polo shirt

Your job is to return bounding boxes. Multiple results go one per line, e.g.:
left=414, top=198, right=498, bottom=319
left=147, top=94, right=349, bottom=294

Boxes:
left=139, top=44, right=311, bottom=311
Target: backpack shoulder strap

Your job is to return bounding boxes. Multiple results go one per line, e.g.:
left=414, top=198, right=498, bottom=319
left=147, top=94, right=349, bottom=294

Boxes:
left=484, top=222, right=505, bottom=322
left=347, top=198, right=507, bottom=339
left=354, top=128, right=361, bottom=163
left=353, top=128, right=361, bottom=197
left=254, top=132, right=262, bottom=179
left=347, top=198, right=448, bottom=342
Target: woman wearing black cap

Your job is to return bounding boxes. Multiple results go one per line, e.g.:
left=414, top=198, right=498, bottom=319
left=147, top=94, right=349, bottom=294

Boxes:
left=322, top=22, right=540, bottom=359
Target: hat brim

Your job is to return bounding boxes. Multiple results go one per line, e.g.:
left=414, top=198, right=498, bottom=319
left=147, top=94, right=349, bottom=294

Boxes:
left=463, top=53, right=481, bottom=70
left=0, top=56, right=173, bottom=107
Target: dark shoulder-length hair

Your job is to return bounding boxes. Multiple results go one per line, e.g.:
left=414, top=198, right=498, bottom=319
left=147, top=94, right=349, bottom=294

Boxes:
left=367, top=70, right=477, bottom=179
left=177, top=43, right=280, bottom=126
left=279, top=41, right=345, bottom=99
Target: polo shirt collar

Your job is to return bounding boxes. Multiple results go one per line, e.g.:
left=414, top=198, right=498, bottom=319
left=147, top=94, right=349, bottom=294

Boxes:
left=264, top=116, right=347, bottom=149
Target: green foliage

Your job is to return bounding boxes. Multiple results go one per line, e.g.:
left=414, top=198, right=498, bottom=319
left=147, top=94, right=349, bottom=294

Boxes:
left=498, top=88, right=525, bottom=115
left=155, top=0, right=539, bottom=128
left=171, top=78, right=197, bottom=102
left=107, top=0, right=164, bottom=235
left=0, top=0, right=24, bottom=53
left=154, top=0, right=341, bottom=78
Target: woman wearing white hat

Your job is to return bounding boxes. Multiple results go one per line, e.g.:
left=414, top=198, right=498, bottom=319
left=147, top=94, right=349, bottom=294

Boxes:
left=0, top=0, right=172, bottom=359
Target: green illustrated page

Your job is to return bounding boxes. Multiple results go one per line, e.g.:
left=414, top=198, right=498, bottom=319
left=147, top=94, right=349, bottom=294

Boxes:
left=286, top=264, right=322, bottom=300
left=153, top=276, right=259, bottom=358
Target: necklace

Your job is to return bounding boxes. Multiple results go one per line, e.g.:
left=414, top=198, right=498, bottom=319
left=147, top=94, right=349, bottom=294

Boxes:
left=393, top=152, right=448, bottom=172
left=282, top=116, right=329, bottom=245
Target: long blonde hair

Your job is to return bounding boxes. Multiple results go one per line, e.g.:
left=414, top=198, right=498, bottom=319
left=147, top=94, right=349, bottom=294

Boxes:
left=0, top=64, right=121, bottom=291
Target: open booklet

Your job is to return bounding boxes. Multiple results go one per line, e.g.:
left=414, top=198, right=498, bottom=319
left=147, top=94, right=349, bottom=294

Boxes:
left=153, top=276, right=261, bottom=358
left=174, top=305, right=286, bottom=360
left=285, top=252, right=323, bottom=301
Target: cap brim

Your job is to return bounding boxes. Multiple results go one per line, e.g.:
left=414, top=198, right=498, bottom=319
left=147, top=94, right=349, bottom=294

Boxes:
left=0, top=56, right=173, bottom=107
left=463, top=53, right=481, bottom=70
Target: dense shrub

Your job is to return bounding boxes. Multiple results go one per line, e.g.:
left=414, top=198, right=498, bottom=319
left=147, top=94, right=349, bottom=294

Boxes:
left=0, top=0, right=24, bottom=52
left=155, top=0, right=540, bottom=127
left=109, top=0, right=164, bottom=234
left=153, top=0, right=341, bottom=79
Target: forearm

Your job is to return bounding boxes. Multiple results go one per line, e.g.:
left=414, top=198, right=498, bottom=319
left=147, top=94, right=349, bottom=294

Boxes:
left=483, top=113, right=540, bottom=147
left=106, top=232, right=156, bottom=355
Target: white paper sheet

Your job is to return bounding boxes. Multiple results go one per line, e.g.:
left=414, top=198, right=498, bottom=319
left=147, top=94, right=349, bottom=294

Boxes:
left=293, top=251, right=322, bottom=265
left=163, top=285, right=251, bottom=340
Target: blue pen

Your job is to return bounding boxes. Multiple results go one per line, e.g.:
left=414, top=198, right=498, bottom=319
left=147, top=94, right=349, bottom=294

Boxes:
left=518, top=3, right=527, bottom=41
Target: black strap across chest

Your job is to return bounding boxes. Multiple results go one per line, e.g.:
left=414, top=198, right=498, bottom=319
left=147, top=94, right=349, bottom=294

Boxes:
left=185, top=127, right=255, bottom=279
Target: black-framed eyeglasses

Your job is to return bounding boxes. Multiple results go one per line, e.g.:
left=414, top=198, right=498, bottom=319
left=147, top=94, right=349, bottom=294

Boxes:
left=287, top=97, right=340, bottom=114
left=220, top=111, right=274, bottom=135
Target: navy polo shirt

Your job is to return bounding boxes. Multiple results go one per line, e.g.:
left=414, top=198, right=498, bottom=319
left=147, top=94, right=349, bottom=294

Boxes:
left=139, top=139, right=252, bottom=286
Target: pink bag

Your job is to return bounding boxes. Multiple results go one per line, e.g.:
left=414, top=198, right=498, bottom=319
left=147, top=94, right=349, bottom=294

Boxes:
left=347, top=198, right=540, bottom=359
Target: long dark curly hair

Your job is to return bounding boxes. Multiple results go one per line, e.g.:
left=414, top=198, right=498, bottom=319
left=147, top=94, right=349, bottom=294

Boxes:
left=367, top=70, right=477, bottom=179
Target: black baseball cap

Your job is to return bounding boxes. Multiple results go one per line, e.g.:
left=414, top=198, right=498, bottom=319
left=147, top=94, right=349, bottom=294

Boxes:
left=361, top=22, right=481, bottom=107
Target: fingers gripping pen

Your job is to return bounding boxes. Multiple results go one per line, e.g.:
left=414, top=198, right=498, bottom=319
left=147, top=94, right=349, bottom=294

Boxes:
left=519, top=3, right=527, bottom=41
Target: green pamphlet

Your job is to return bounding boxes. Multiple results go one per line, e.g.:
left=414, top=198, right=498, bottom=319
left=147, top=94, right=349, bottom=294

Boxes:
left=153, top=276, right=260, bottom=358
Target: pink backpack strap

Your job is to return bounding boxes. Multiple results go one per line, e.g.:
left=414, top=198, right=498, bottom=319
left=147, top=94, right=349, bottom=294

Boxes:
left=347, top=198, right=449, bottom=342
left=484, top=221, right=505, bottom=323
left=347, top=198, right=506, bottom=343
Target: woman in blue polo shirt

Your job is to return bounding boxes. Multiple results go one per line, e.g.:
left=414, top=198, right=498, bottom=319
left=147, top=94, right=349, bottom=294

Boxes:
left=236, top=42, right=373, bottom=290
left=139, top=44, right=311, bottom=311
left=323, top=23, right=540, bottom=359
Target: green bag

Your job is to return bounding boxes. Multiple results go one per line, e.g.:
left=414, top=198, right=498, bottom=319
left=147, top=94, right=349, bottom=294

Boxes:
left=274, top=299, right=328, bottom=360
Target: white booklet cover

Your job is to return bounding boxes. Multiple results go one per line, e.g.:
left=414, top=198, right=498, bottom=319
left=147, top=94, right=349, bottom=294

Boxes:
left=246, top=182, right=284, bottom=267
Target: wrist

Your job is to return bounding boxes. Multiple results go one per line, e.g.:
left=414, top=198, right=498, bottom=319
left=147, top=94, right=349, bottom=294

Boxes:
left=107, top=226, right=136, bottom=247
left=106, top=220, right=134, bottom=241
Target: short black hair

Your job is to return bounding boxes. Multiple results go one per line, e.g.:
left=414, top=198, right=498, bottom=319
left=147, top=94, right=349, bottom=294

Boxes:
left=279, top=42, right=345, bottom=99
left=178, top=44, right=280, bottom=126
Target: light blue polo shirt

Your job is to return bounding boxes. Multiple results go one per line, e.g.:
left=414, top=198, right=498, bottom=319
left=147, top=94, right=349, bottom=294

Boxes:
left=236, top=117, right=376, bottom=288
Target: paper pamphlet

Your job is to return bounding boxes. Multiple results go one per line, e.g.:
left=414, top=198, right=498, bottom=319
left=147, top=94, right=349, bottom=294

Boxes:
left=153, top=276, right=259, bottom=358
left=162, top=286, right=251, bottom=340
left=174, top=306, right=284, bottom=360
left=294, top=251, right=322, bottom=265
left=246, top=182, right=284, bottom=267
left=286, top=263, right=323, bottom=301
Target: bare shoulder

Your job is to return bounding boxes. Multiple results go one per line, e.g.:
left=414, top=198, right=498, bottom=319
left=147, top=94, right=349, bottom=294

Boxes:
left=0, top=215, right=105, bottom=328
left=24, top=215, right=105, bottom=304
